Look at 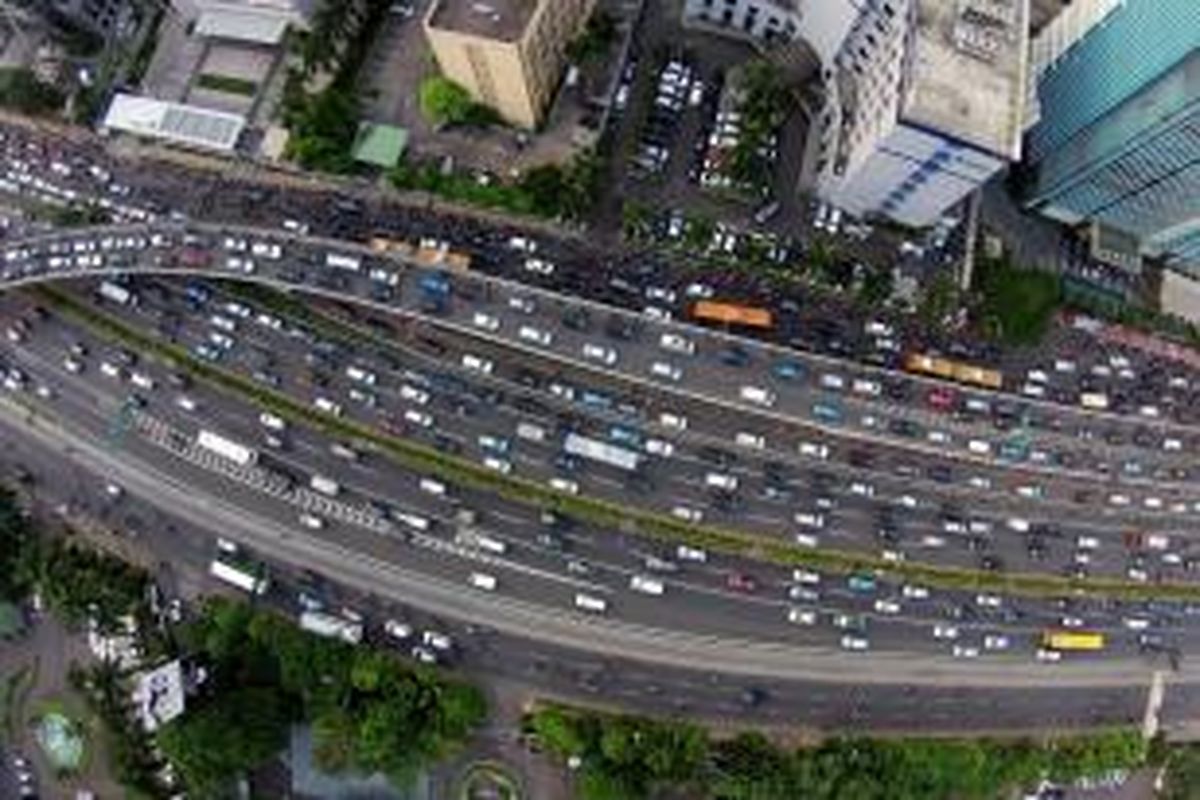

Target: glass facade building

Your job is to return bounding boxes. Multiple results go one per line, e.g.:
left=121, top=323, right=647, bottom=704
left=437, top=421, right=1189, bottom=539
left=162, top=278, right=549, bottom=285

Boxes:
left=1025, top=0, right=1200, bottom=272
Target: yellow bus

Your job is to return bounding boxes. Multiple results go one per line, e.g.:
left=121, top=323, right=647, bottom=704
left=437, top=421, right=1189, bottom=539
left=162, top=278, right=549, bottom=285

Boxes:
left=1042, top=630, right=1106, bottom=651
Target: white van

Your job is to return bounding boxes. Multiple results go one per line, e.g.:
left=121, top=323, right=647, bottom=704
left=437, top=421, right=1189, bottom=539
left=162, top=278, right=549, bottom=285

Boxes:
left=259, top=412, right=286, bottom=431
left=574, top=593, right=608, bottom=613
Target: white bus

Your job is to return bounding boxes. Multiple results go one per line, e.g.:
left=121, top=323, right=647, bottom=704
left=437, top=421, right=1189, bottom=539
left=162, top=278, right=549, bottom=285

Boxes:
left=197, top=429, right=257, bottom=466
left=563, top=432, right=641, bottom=472
left=209, top=558, right=268, bottom=595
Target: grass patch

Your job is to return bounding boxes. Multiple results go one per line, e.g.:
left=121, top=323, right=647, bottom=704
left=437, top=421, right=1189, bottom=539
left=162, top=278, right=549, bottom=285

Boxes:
left=975, top=257, right=1062, bottom=346
left=35, top=283, right=1200, bottom=603
left=195, top=73, right=258, bottom=97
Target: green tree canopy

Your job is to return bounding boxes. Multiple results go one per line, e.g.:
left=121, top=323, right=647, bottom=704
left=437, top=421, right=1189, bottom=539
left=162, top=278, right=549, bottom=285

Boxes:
left=158, top=686, right=293, bottom=797
left=419, top=76, right=475, bottom=127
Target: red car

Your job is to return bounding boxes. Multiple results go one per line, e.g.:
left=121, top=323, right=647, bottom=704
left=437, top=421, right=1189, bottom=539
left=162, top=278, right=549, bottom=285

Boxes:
left=726, top=572, right=757, bottom=593
left=927, top=387, right=956, bottom=411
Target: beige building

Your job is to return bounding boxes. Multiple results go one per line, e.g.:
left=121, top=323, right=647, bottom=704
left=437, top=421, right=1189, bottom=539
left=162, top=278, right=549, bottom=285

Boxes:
left=423, top=0, right=594, bottom=129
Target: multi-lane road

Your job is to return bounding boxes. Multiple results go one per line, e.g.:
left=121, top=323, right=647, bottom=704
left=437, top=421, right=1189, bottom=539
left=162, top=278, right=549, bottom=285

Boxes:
left=2, top=116, right=1200, bottom=730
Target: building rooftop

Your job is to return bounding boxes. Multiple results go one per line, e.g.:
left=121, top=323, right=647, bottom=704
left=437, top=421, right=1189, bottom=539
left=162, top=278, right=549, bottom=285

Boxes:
left=902, top=0, right=1029, bottom=159
left=427, top=0, right=539, bottom=41
left=102, top=93, right=246, bottom=152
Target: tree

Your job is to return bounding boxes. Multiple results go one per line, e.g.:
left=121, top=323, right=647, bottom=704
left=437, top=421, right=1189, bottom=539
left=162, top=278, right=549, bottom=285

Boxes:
left=419, top=77, right=475, bottom=127
left=0, top=68, right=64, bottom=115
left=158, top=686, right=293, bottom=797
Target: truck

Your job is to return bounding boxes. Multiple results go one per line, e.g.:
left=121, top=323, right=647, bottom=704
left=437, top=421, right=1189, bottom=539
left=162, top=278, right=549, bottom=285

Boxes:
left=325, top=252, right=362, bottom=272
left=563, top=432, right=642, bottom=472
left=299, top=610, right=364, bottom=644
left=209, top=557, right=268, bottom=595
left=309, top=474, right=340, bottom=497
left=98, top=281, right=135, bottom=306
left=197, top=429, right=257, bottom=467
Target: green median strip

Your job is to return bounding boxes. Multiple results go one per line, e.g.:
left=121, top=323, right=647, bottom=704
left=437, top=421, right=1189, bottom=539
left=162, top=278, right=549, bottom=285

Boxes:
left=35, top=284, right=1200, bottom=603
left=194, top=73, right=258, bottom=97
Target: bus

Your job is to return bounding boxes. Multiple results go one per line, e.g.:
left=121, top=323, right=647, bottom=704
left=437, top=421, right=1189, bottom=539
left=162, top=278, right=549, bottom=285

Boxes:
left=904, top=353, right=1004, bottom=390
left=690, top=301, right=774, bottom=330
left=563, top=432, right=642, bottom=471
left=209, top=558, right=269, bottom=595
left=1041, top=630, right=1106, bottom=651
left=197, top=430, right=257, bottom=467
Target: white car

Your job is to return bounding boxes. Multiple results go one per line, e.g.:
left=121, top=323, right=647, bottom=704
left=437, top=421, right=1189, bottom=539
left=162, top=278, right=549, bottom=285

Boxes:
left=548, top=477, right=579, bottom=495
left=951, top=644, right=980, bottom=659
left=873, top=599, right=901, bottom=615
left=581, top=343, right=618, bottom=365
left=403, top=409, right=433, bottom=428
left=400, top=384, right=430, bottom=405
left=840, top=635, right=869, bottom=652
left=1036, top=648, right=1062, bottom=663
left=734, top=431, right=765, bottom=450
left=787, top=607, right=817, bottom=626
left=933, top=624, right=959, bottom=640
left=671, top=505, right=704, bottom=523
left=298, top=513, right=324, bottom=530
left=483, top=456, right=512, bottom=474
left=659, top=412, right=688, bottom=431
left=644, top=438, right=675, bottom=457
left=901, top=584, right=929, bottom=600
left=659, top=332, right=695, bottom=355
left=983, top=634, right=1010, bottom=650
left=518, top=325, right=553, bottom=347
left=650, top=361, right=682, bottom=381
left=472, top=312, right=500, bottom=332
left=524, top=257, right=555, bottom=275
left=462, top=353, right=494, bottom=374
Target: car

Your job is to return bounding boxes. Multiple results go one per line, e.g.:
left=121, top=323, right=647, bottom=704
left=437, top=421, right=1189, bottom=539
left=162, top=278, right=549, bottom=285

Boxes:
left=548, top=477, right=579, bottom=495
left=483, top=456, right=512, bottom=474
left=659, top=332, right=695, bottom=355
left=840, top=634, right=869, bottom=651
left=644, top=438, right=675, bottom=457
left=901, top=584, right=929, bottom=600
left=649, top=361, right=683, bottom=381
left=983, top=634, right=1010, bottom=650
left=508, top=295, right=536, bottom=314
left=734, top=431, right=765, bottom=450
left=1036, top=648, right=1062, bottom=663
left=873, top=598, right=901, bottom=614
left=671, top=505, right=703, bottom=523
left=524, top=257, right=555, bottom=275
left=518, top=325, right=553, bottom=346
left=298, top=513, right=324, bottom=530
left=933, top=624, right=959, bottom=640
left=951, top=644, right=980, bottom=659
left=581, top=343, right=618, bottom=365
left=726, top=572, right=757, bottom=592
left=461, top=353, right=494, bottom=374
left=659, top=412, right=688, bottom=430
left=787, top=607, right=817, bottom=625
left=384, top=619, right=413, bottom=640
left=472, top=312, right=500, bottom=332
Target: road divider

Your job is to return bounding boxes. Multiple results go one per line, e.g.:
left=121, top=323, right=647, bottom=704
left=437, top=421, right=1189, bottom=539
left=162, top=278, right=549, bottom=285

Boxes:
left=37, top=283, right=1200, bottom=604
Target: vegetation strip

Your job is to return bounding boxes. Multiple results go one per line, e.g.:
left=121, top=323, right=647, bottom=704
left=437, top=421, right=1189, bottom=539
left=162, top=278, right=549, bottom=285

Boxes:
left=194, top=73, right=258, bottom=97
left=35, top=284, right=1200, bottom=603
left=525, top=702, right=1148, bottom=800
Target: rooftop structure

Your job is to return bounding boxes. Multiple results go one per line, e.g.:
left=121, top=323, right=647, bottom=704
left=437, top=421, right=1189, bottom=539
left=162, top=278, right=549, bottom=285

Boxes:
left=905, top=0, right=1028, bottom=161
left=814, top=0, right=1029, bottom=227
left=131, top=660, right=187, bottom=732
left=427, top=0, right=538, bottom=41
left=101, top=93, right=246, bottom=152
left=423, top=0, right=594, bottom=128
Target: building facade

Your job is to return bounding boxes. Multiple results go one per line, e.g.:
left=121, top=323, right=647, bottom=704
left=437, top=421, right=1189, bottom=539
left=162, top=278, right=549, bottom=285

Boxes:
left=423, top=0, right=594, bottom=129
left=1023, top=0, right=1200, bottom=273
left=42, top=0, right=132, bottom=40
left=814, top=0, right=1029, bottom=228
left=680, top=0, right=859, bottom=65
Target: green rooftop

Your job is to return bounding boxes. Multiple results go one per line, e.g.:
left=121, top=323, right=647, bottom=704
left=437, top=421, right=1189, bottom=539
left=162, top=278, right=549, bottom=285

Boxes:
left=352, top=123, right=408, bottom=168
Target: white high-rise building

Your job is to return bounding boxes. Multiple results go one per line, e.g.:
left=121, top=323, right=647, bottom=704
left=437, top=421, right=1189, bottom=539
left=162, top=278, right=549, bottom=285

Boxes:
left=814, top=0, right=1030, bottom=228
left=681, top=0, right=860, bottom=65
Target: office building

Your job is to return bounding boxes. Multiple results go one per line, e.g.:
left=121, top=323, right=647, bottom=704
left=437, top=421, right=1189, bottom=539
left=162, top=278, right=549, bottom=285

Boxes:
left=814, top=0, right=1030, bottom=228
left=1022, top=0, right=1200, bottom=274
left=423, top=0, right=594, bottom=129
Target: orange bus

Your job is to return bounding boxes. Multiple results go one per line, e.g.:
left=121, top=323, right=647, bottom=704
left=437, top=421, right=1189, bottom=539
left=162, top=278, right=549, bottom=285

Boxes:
left=1041, top=630, right=1106, bottom=651
left=690, top=301, right=774, bottom=330
left=904, top=353, right=1003, bottom=390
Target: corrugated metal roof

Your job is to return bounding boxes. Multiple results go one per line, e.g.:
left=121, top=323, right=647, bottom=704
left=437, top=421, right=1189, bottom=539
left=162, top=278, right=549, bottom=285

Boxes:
left=194, top=6, right=291, bottom=44
left=102, top=93, right=246, bottom=151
